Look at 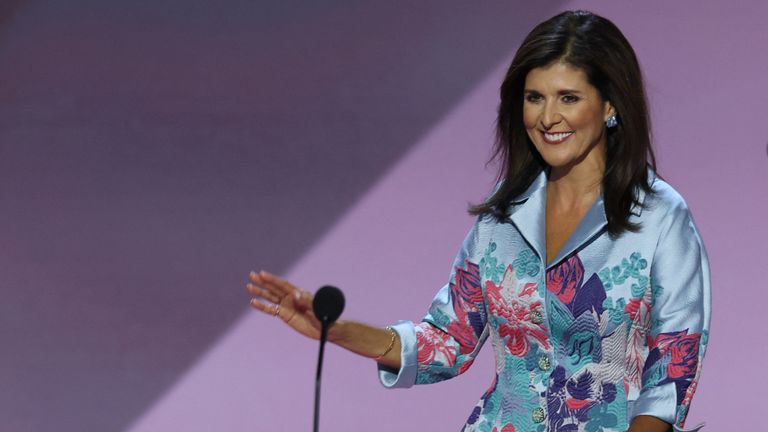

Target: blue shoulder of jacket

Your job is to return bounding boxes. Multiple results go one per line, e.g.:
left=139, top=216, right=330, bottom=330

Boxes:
left=643, top=176, right=693, bottom=220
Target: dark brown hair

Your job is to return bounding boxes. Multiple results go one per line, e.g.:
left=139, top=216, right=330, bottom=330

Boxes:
left=470, top=10, right=656, bottom=236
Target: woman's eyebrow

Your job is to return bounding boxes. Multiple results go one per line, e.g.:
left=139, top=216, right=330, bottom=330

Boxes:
left=523, top=88, right=584, bottom=95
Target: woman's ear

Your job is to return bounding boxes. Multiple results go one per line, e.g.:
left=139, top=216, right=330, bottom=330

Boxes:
left=604, top=101, right=616, bottom=121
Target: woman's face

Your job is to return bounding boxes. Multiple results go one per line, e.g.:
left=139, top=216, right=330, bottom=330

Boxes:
left=523, top=62, right=614, bottom=177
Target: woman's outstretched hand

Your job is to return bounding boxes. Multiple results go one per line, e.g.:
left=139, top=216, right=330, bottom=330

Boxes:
left=247, top=270, right=323, bottom=340
left=247, top=270, right=402, bottom=369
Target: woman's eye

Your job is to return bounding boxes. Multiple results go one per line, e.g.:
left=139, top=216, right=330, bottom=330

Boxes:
left=525, top=94, right=543, bottom=103
left=562, top=94, right=580, bottom=103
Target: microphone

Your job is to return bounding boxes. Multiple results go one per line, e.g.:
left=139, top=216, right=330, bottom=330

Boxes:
left=311, top=285, right=345, bottom=432
left=313, top=285, right=345, bottom=325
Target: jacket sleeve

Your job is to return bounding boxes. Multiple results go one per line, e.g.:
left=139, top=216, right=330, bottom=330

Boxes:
left=629, top=204, right=711, bottom=431
left=378, top=218, right=490, bottom=388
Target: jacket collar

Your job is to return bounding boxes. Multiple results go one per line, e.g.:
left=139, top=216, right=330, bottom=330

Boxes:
left=508, top=170, right=618, bottom=269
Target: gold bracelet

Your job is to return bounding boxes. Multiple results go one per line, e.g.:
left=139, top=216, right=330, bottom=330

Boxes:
left=375, top=326, right=396, bottom=361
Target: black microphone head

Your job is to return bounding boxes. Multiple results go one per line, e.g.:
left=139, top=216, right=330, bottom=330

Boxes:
left=312, top=285, right=345, bottom=324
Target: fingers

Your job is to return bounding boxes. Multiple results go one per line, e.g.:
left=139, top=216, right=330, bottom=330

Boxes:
left=249, top=270, right=295, bottom=297
left=246, top=282, right=281, bottom=304
left=247, top=270, right=309, bottom=308
left=247, top=270, right=317, bottom=323
left=251, top=296, right=301, bottom=324
left=250, top=298, right=280, bottom=317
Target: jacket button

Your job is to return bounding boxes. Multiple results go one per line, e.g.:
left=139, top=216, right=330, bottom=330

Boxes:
left=538, top=355, right=551, bottom=371
left=532, top=407, right=546, bottom=423
left=530, top=309, right=544, bottom=324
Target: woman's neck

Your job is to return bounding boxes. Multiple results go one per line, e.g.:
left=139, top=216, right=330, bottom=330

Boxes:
left=547, top=159, right=604, bottom=210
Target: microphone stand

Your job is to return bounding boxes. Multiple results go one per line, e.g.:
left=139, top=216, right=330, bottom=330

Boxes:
left=311, top=285, right=344, bottom=432
left=313, top=318, right=329, bottom=432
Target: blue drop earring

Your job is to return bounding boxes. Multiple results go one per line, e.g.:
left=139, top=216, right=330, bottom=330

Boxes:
left=605, top=114, right=618, bottom=128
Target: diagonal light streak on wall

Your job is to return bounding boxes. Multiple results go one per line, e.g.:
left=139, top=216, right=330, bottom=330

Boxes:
left=125, top=57, right=511, bottom=432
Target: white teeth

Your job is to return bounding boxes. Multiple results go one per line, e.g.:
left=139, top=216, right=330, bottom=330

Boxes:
left=544, top=132, right=573, bottom=142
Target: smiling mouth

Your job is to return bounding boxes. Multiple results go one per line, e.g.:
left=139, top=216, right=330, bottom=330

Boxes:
left=541, top=131, right=574, bottom=144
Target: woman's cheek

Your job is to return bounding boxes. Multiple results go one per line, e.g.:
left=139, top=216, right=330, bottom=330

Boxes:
left=522, top=109, right=538, bottom=130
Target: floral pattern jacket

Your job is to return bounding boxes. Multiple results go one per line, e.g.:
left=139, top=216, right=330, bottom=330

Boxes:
left=379, top=171, right=711, bottom=432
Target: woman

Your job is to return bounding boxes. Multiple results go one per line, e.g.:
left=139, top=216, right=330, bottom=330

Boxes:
left=248, top=10, right=710, bottom=432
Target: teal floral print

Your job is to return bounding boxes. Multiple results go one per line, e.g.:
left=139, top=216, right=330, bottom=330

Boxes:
left=512, top=248, right=540, bottom=279
left=480, top=242, right=506, bottom=284
left=598, top=252, right=648, bottom=296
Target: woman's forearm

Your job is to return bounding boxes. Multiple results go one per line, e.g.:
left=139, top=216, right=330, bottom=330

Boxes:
left=328, top=319, right=402, bottom=369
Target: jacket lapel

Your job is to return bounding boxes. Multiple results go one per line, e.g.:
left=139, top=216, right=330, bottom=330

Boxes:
left=508, top=170, right=609, bottom=269
left=508, top=172, right=548, bottom=264
left=546, top=195, right=607, bottom=268
left=507, top=168, right=657, bottom=269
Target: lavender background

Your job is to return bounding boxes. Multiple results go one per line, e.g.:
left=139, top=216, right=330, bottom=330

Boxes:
left=1, top=1, right=765, bottom=431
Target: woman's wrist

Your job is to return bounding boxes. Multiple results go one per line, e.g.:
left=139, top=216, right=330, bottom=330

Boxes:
left=325, top=320, right=401, bottom=367
left=374, top=326, right=396, bottom=360
left=326, top=319, right=348, bottom=344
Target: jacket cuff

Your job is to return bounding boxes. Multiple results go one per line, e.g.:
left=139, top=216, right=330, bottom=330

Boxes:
left=673, top=423, right=705, bottom=432
left=629, top=383, right=704, bottom=431
left=629, top=384, right=676, bottom=425
left=377, top=321, right=417, bottom=388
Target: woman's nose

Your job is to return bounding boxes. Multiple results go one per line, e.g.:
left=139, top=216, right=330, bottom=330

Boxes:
left=540, top=103, right=563, bottom=129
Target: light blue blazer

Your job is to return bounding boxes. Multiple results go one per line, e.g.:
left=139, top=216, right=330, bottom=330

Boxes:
left=380, top=170, right=711, bottom=432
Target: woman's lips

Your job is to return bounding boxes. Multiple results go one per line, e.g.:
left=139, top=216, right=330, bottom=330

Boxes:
left=541, top=131, right=574, bottom=145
